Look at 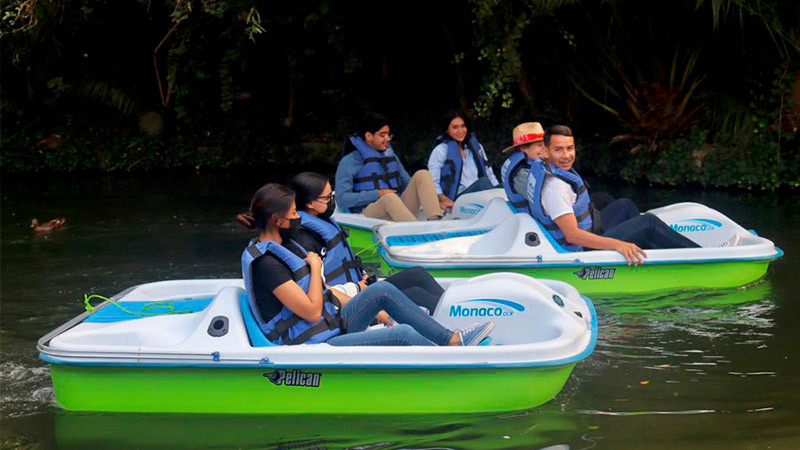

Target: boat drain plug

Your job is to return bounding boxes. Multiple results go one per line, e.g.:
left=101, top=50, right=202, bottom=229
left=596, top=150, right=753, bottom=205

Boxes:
left=208, top=316, right=229, bottom=337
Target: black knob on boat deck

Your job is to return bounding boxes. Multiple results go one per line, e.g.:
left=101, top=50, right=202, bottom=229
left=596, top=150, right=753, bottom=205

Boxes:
left=207, top=316, right=229, bottom=337
left=552, top=295, right=564, bottom=307
left=525, top=232, right=540, bottom=247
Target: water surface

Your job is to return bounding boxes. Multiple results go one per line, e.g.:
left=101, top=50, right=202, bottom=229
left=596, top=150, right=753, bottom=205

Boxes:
left=2, top=173, right=798, bottom=449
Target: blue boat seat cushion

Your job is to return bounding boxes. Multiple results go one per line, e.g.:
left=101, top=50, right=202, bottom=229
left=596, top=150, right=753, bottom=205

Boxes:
left=239, top=293, right=274, bottom=347
left=386, top=228, right=491, bottom=247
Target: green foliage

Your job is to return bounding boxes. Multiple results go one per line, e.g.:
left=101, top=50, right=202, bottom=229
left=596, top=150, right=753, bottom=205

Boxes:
left=1, top=0, right=798, bottom=192
left=584, top=127, right=797, bottom=190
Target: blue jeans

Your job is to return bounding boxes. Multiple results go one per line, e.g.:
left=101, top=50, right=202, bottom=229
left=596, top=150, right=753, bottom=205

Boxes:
left=599, top=198, right=640, bottom=232
left=602, top=212, right=700, bottom=249
left=326, top=281, right=454, bottom=346
left=456, top=176, right=496, bottom=199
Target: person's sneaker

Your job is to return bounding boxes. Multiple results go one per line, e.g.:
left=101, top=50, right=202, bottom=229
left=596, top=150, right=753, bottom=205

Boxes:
left=720, top=233, right=743, bottom=248
left=458, top=321, right=495, bottom=346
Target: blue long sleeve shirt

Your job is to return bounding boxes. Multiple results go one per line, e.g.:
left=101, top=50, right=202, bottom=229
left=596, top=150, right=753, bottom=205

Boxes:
left=334, top=150, right=412, bottom=212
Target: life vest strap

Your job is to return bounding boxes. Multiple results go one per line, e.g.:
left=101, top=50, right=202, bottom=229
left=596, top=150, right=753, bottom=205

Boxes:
left=575, top=208, right=592, bottom=223
left=266, top=315, right=302, bottom=342
left=353, top=171, right=401, bottom=190
left=282, top=302, right=342, bottom=345
left=325, top=231, right=346, bottom=250
left=541, top=221, right=560, bottom=231
left=246, top=242, right=309, bottom=281
left=267, top=296, right=342, bottom=345
left=325, top=256, right=362, bottom=283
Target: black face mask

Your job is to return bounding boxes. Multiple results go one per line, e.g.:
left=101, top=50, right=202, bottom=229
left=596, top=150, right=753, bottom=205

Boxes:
left=318, top=199, right=336, bottom=220
left=279, top=217, right=302, bottom=241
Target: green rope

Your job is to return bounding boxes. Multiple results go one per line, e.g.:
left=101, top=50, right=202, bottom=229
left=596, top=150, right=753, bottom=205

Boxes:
left=84, top=294, right=193, bottom=317
left=354, top=246, right=375, bottom=257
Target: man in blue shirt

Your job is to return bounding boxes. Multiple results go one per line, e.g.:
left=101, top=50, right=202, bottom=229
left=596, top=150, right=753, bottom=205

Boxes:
left=335, top=112, right=443, bottom=221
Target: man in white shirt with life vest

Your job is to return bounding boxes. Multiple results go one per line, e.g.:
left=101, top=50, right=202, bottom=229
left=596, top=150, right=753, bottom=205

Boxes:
left=528, top=125, right=701, bottom=265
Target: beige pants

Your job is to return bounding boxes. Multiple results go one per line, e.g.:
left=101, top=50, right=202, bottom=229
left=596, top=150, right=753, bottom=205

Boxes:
left=362, top=170, right=442, bottom=222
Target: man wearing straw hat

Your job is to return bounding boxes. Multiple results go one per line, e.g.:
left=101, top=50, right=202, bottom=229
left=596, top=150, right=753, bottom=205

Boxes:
left=499, top=122, right=547, bottom=214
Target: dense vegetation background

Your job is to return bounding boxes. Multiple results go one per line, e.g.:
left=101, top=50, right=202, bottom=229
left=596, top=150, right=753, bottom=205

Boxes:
left=2, top=0, right=798, bottom=188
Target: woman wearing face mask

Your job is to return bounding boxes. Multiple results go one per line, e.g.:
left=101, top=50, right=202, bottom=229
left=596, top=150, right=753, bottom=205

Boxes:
left=241, top=183, right=495, bottom=346
left=289, top=172, right=445, bottom=315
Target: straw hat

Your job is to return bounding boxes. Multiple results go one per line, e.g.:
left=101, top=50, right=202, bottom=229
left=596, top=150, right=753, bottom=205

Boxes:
left=501, top=122, right=545, bottom=153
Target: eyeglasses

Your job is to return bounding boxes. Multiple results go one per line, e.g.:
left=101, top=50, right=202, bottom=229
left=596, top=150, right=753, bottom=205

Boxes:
left=316, top=193, right=335, bottom=203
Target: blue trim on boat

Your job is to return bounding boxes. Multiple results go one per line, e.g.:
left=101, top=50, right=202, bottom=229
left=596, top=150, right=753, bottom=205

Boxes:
left=538, top=226, right=569, bottom=253
left=386, top=229, right=491, bottom=246
left=39, top=293, right=598, bottom=371
left=239, top=294, right=275, bottom=347
left=378, top=244, right=783, bottom=270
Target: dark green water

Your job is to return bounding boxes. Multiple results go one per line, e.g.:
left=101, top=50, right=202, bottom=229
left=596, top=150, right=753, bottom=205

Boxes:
left=2, top=173, right=799, bottom=449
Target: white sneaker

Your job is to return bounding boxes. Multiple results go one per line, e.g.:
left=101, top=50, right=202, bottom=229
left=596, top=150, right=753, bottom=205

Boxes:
left=720, top=233, right=743, bottom=248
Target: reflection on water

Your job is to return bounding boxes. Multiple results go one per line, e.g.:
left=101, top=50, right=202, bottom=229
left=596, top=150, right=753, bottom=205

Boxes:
left=52, top=410, right=586, bottom=449
left=2, top=173, right=799, bottom=448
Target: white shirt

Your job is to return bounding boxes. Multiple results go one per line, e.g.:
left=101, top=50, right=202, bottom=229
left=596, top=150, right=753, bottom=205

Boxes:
left=428, top=142, right=498, bottom=196
left=540, top=177, right=577, bottom=220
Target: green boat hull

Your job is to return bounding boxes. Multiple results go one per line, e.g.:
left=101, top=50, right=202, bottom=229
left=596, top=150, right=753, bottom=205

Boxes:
left=343, top=225, right=382, bottom=264
left=380, top=257, right=773, bottom=295
left=49, top=363, right=576, bottom=414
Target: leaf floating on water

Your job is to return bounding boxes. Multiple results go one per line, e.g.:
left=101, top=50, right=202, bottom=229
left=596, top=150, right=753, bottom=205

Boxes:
left=658, top=364, right=671, bottom=368
left=640, top=380, right=650, bottom=385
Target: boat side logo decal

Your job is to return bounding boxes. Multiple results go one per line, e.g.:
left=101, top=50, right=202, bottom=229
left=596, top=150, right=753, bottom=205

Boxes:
left=458, top=203, right=484, bottom=216
left=448, top=298, right=525, bottom=318
left=669, top=218, right=723, bottom=233
left=574, top=268, right=616, bottom=280
left=264, top=369, right=321, bottom=388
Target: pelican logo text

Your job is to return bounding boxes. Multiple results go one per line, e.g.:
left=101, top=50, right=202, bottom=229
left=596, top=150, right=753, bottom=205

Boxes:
left=669, top=218, right=722, bottom=233
left=264, top=370, right=321, bottom=388
left=448, top=298, right=525, bottom=318
left=459, top=203, right=484, bottom=216
left=574, top=268, right=616, bottom=280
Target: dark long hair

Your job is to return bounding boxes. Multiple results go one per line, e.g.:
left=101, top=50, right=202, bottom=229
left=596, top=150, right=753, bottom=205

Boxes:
left=290, top=172, right=329, bottom=212
left=249, top=183, right=296, bottom=231
left=441, top=109, right=470, bottom=135
left=435, top=109, right=471, bottom=145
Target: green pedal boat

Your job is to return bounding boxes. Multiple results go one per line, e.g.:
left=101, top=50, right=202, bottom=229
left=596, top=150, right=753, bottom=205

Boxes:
left=375, top=202, right=783, bottom=295
left=39, top=274, right=596, bottom=414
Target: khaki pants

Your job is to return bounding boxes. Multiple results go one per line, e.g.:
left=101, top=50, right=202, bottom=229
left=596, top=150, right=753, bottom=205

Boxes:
left=362, top=170, right=442, bottom=221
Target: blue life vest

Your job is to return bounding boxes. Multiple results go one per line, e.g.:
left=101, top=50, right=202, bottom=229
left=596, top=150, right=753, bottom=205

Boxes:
left=349, top=135, right=403, bottom=192
left=298, top=211, right=363, bottom=285
left=241, top=239, right=342, bottom=345
left=502, top=151, right=533, bottom=214
left=527, top=161, right=593, bottom=252
left=437, top=133, right=489, bottom=200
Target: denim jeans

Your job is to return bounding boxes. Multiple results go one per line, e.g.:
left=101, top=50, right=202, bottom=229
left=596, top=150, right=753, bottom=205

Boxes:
left=602, top=213, right=700, bottom=249
left=599, top=198, right=640, bottom=232
left=456, top=176, right=497, bottom=199
left=326, top=281, right=454, bottom=346
left=384, top=266, right=444, bottom=314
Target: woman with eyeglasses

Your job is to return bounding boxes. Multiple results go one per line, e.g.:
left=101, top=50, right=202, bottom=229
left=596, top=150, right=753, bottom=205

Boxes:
left=289, top=172, right=444, bottom=316
left=241, top=182, right=494, bottom=346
